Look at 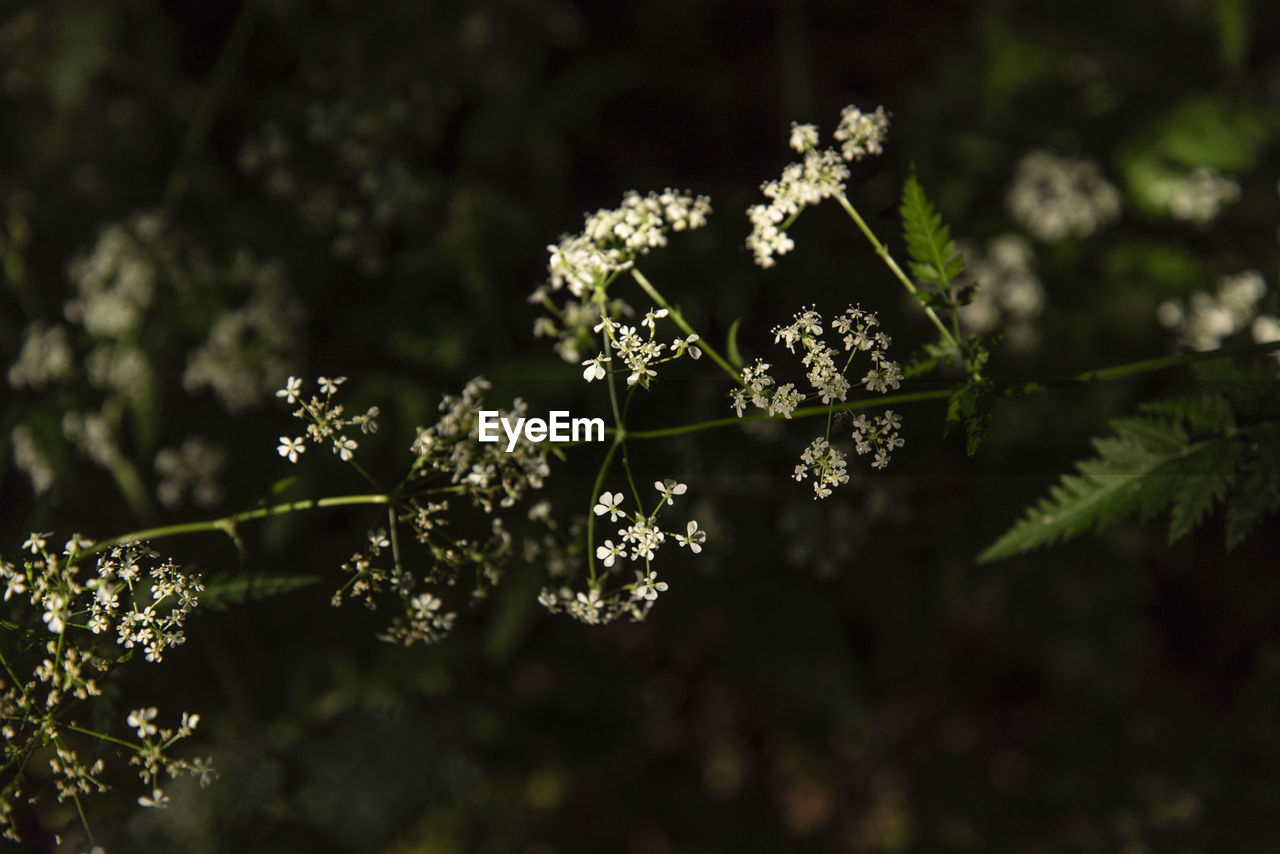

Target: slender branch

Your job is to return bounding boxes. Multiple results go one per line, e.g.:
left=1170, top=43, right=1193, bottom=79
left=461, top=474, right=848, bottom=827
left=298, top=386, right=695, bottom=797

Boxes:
left=630, top=268, right=745, bottom=386
left=161, top=0, right=261, bottom=206
left=619, top=339, right=1280, bottom=442
left=585, top=439, right=623, bottom=585
left=1072, top=339, right=1280, bottom=381
left=58, top=722, right=138, bottom=751
left=85, top=494, right=390, bottom=555
left=832, top=191, right=963, bottom=357
left=625, top=389, right=954, bottom=440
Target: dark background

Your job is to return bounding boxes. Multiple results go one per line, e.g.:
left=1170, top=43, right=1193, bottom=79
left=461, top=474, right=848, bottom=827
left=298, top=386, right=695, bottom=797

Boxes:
left=3, top=0, right=1280, bottom=851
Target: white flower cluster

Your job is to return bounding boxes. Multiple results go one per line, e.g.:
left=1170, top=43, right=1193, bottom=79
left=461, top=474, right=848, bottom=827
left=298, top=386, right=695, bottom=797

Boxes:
left=321, top=377, right=554, bottom=646
left=374, top=590, right=460, bottom=647
left=543, top=189, right=712, bottom=299
left=5, top=213, right=300, bottom=501
left=588, top=309, right=703, bottom=389
left=275, top=374, right=380, bottom=465
left=126, top=706, right=214, bottom=810
left=0, top=536, right=208, bottom=843
left=954, top=234, right=1046, bottom=351
left=1006, top=150, right=1121, bottom=242
left=747, top=105, right=891, bottom=268
left=731, top=306, right=902, bottom=417
left=730, top=306, right=905, bottom=495
left=239, top=92, right=442, bottom=277
left=6, top=322, right=74, bottom=391
left=1157, top=270, right=1280, bottom=356
left=833, top=104, right=891, bottom=162
left=1147, top=166, right=1241, bottom=225
left=182, top=253, right=303, bottom=413
left=63, top=212, right=167, bottom=339
left=532, top=190, right=711, bottom=365
left=539, top=480, right=704, bottom=626
left=155, top=436, right=228, bottom=509
left=408, top=376, right=550, bottom=513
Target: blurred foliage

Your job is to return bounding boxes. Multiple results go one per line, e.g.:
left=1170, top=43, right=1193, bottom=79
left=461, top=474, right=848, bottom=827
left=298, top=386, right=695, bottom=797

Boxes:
left=3, top=0, right=1280, bottom=851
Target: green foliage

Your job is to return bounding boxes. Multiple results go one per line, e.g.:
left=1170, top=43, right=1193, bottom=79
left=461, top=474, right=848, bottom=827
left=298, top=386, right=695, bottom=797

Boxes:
left=899, top=172, right=965, bottom=290
left=946, top=378, right=994, bottom=456
left=726, top=317, right=745, bottom=370
left=198, top=572, right=322, bottom=612
left=980, top=371, right=1280, bottom=562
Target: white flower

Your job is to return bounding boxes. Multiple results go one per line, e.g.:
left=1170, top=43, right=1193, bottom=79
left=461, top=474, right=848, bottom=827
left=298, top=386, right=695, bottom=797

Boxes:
left=654, top=479, right=687, bottom=506
left=23, top=531, right=49, bottom=554
left=575, top=588, right=603, bottom=616
left=276, top=375, right=303, bottom=404
left=4, top=574, right=26, bottom=602
left=789, top=122, right=820, bottom=153
left=277, top=436, right=306, bottom=463
left=63, top=533, right=94, bottom=555
left=833, top=105, right=890, bottom=162
left=675, top=520, right=706, bottom=554
left=42, top=594, right=68, bottom=633
left=138, top=788, right=170, bottom=808
left=582, top=353, right=608, bottom=382
left=593, top=491, right=626, bottom=521
left=318, top=375, right=346, bottom=395
left=596, top=540, right=625, bottom=568
left=333, top=436, right=358, bottom=461
left=632, top=570, right=669, bottom=601
left=642, top=308, right=669, bottom=329
left=127, top=706, right=159, bottom=739
left=411, top=593, right=443, bottom=618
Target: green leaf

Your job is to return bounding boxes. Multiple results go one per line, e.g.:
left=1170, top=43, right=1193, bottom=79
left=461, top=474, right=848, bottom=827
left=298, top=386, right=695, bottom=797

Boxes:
left=199, top=573, right=322, bottom=612
left=726, top=317, right=745, bottom=370
left=945, top=379, right=994, bottom=456
left=270, top=475, right=299, bottom=497
left=900, top=173, right=965, bottom=290
left=979, top=416, right=1194, bottom=562
left=1225, top=428, right=1280, bottom=550
left=1166, top=439, right=1239, bottom=544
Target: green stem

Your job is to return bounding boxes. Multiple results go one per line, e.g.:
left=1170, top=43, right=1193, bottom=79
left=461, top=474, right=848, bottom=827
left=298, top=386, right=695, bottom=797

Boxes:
left=619, top=339, right=1280, bottom=442
left=85, top=494, right=390, bottom=555
left=630, top=268, right=745, bottom=386
left=625, top=389, right=954, bottom=440
left=1072, top=340, right=1280, bottom=381
left=106, top=456, right=157, bottom=525
left=59, top=722, right=138, bottom=751
left=162, top=0, right=261, bottom=206
left=586, top=439, right=623, bottom=585
left=833, top=191, right=964, bottom=358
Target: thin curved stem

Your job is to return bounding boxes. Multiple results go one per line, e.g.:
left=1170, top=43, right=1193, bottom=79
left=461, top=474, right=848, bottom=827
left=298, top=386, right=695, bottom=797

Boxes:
left=585, top=439, right=623, bottom=585
left=833, top=191, right=964, bottom=358
left=85, top=494, right=390, bottom=555
left=630, top=268, right=745, bottom=386
left=162, top=0, right=261, bottom=206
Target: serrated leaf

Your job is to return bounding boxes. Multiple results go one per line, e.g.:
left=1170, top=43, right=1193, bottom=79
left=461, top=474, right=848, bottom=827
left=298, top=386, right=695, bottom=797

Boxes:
left=900, top=173, right=964, bottom=289
left=1167, top=439, right=1240, bottom=544
left=726, top=317, right=745, bottom=370
left=1226, top=466, right=1280, bottom=551
left=199, top=573, right=321, bottom=612
left=979, top=417, right=1194, bottom=562
left=945, top=380, right=994, bottom=456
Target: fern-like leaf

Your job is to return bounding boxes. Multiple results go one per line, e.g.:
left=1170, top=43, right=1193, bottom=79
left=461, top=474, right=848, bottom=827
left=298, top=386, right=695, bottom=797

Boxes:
left=978, top=417, right=1197, bottom=562
left=199, top=573, right=322, bottom=612
left=1166, top=438, right=1240, bottom=543
left=900, top=173, right=964, bottom=289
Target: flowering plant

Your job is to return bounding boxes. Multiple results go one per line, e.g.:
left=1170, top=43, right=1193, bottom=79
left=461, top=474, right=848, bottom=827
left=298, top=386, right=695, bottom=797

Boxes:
left=4, top=80, right=1280, bottom=848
